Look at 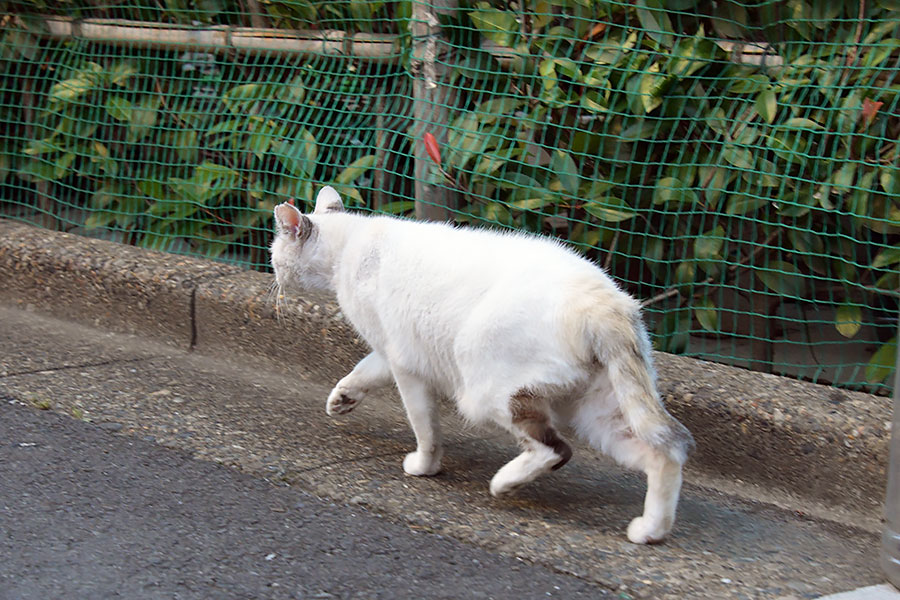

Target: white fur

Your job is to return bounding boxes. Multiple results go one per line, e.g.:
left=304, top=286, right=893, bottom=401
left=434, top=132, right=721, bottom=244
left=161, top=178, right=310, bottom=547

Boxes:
left=271, top=186, right=693, bottom=544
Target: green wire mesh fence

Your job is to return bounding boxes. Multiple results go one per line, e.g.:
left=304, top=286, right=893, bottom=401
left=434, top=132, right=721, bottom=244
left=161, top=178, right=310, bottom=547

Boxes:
left=1, top=0, right=898, bottom=393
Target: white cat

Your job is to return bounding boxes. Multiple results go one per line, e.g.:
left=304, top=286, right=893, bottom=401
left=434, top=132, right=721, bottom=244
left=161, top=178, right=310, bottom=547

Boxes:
left=271, top=186, right=694, bottom=544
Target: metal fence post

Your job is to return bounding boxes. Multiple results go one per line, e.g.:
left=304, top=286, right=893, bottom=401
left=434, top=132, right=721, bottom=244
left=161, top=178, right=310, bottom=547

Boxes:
left=883, top=314, right=900, bottom=589
left=410, top=0, right=459, bottom=222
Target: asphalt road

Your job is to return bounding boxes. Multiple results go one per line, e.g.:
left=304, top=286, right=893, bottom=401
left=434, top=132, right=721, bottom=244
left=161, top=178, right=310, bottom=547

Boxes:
left=0, top=401, right=605, bottom=600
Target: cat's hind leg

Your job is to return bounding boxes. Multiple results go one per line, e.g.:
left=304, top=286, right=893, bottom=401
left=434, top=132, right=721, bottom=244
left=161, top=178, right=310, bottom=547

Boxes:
left=393, top=369, right=443, bottom=477
left=326, top=351, right=393, bottom=416
left=573, top=391, right=686, bottom=544
left=489, top=390, right=572, bottom=497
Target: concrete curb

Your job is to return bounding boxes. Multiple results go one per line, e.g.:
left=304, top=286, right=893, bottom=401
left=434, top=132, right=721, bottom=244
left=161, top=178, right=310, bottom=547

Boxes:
left=0, top=218, right=890, bottom=521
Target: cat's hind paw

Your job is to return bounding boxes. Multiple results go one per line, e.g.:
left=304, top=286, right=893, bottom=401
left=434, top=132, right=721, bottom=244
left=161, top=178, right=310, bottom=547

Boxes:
left=326, top=385, right=364, bottom=416
left=626, top=516, right=670, bottom=545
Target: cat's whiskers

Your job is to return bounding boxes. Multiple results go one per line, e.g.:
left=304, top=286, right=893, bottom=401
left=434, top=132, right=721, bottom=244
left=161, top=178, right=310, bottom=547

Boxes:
left=265, top=279, right=284, bottom=324
left=273, top=281, right=289, bottom=326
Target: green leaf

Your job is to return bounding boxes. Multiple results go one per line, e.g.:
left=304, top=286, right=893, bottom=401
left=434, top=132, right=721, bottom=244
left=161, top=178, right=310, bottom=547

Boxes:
left=654, top=310, right=691, bottom=353
left=278, top=76, right=306, bottom=105
left=722, top=146, right=754, bottom=170
left=693, top=297, right=719, bottom=332
left=139, top=179, right=168, bottom=203
left=780, top=117, right=825, bottom=131
left=584, top=196, right=637, bottom=223
left=109, top=61, right=138, bottom=86
left=336, top=154, right=377, bottom=185
left=468, top=6, right=518, bottom=47
left=644, top=236, right=665, bottom=279
left=756, top=260, right=806, bottom=297
left=206, top=119, right=242, bottom=137
left=17, top=159, right=59, bottom=182
left=476, top=97, right=526, bottom=121
left=246, top=130, right=273, bottom=161
left=880, top=166, right=899, bottom=195
left=474, top=149, right=518, bottom=178
left=172, top=129, right=198, bottom=163
left=872, top=245, right=900, bottom=269
left=699, top=164, right=732, bottom=204
left=49, top=77, right=93, bottom=103
left=637, top=62, right=667, bottom=113
left=675, top=261, right=696, bottom=289
left=866, top=337, right=897, bottom=384
left=510, top=197, right=554, bottom=211
left=497, top=172, right=542, bottom=190
left=550, top=150, right=580, bottom=196
left=694, top=226, right=725, bottom=260
left=378, top=200, right=415, bottom=215
left=725, top=194, right=766, bottom=215
left=666, top=29, right=718, bottom=79
left=711, top=1, right=748, bottom=38
left=580, top=89, right=609, bottom=113
left=223, top=83, right=270, bottom=113
left=755, top=88, right=777, bottom=124
left=53, top=152, right=76, bottom=179
left=84, top=211, right=118, bottom=229
left=106, top=96, right=134, bottom=122
left=830, top=162, right=856, bottom=193
left=653, top=177, right=699, bottom=206
left=127, top=96, right=159, bottom=143
left=277, top=129, right=317, bottom=177
left=835, top=303, right=862, bottom=339
left=635, top=0, right=675, bottom=48
left=23, top=138, right=61, bottom=156
left=90, top=184, right=120, bottom=209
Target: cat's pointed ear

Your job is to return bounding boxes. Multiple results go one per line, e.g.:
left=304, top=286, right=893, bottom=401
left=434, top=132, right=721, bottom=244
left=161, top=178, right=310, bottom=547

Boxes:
left=313, top=186, right=344, bottom=214
left=274, top=202, right=312, bottom=240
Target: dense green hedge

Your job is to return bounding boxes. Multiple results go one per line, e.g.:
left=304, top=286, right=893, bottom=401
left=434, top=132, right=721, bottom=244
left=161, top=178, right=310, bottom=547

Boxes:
left=1, top=0, right=898, bottom=390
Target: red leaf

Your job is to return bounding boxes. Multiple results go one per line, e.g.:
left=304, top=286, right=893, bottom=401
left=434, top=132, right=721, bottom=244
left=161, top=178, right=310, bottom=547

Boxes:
left=862, top=98, right=883, bottom=128
left=287, top=198, right=295, bottom=206
left=423, top=132, right=442, bottom=165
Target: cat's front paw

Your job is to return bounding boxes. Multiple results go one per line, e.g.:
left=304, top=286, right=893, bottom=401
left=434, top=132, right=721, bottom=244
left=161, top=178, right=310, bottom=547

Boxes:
left=403, top=450, right=442, bottom=477
left=626, top=516, right=670, bottom=545
left=326, top=385, right=364, bottom=416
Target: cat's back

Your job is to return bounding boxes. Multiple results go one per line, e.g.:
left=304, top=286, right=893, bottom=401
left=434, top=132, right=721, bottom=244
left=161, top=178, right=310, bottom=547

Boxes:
left=374, top=214, right=602, bottom=280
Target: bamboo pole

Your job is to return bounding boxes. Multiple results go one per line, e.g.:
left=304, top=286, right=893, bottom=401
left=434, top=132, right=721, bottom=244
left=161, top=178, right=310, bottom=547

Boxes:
left=33, top=16, right=401, bottom=62
left=28, top=15, right=785, bottom=67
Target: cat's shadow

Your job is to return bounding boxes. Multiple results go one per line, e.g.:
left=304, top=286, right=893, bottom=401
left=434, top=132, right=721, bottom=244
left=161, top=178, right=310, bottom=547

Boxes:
left=439, top=438, right=646, bottom=521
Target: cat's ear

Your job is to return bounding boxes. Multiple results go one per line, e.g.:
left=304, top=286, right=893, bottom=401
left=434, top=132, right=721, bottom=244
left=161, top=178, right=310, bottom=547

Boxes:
left=313, top=186, right=344, bottom=214
left=274, top=202, right=312, bottom=241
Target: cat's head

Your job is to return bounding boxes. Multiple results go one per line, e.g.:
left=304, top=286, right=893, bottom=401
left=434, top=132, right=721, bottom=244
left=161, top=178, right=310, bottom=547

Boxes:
left=270, top=186, right=344, bottom=292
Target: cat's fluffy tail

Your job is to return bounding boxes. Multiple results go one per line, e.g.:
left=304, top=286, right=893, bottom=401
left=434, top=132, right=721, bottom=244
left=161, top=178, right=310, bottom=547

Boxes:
left=587, top=299, right=694, bottom=463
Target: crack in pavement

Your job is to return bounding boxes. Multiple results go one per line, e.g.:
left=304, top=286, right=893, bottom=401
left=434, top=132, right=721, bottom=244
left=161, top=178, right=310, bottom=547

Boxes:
left=0, top=356, right=166, bottom=379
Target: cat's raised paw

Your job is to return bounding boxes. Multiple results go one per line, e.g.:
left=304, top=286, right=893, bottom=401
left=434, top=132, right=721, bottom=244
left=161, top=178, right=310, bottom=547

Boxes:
left=626, top=516, right=669, bottom=545
left=326, top=386, right=364, bottom=416
left=403, top=450, right=442, bottom=477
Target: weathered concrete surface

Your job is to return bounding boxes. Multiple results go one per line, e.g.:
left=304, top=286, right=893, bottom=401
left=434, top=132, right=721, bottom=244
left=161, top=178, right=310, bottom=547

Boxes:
left=0, top=306, right=885, bottom=599
left=657, top=354, right=890, bottom=521
left=0, top=217, right=890, bottom=525
left=193, top=269, right=368, bottom=384
left=0, top=219, right=241, bottom=350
